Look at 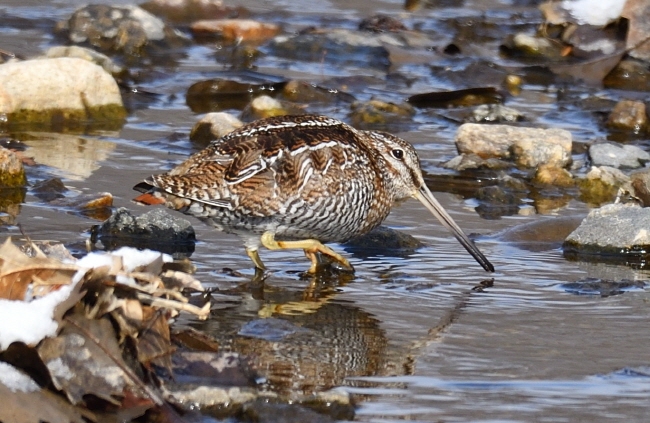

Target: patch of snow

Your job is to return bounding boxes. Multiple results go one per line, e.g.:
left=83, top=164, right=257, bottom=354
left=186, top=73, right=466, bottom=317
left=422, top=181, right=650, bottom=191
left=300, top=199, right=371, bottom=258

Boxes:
left=0, top=281, right=77, bottom=350
left=561, top=0, right=626, bottom=26
left=0, top=362, right=40, bottom=392
left=0, top=248, right=170, bottom=350
left=110, top=247, right=172, bottom=272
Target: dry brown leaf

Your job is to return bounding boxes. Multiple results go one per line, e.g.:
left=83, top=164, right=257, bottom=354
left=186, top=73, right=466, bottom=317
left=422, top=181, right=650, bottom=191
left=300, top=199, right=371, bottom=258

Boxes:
left=137, top=307, right=173, bottom=370
left=0, top=238, right=78, bottom=300
left=161, top=269, right=204, bottom=291
left=38, top=315, right=143, bottom=406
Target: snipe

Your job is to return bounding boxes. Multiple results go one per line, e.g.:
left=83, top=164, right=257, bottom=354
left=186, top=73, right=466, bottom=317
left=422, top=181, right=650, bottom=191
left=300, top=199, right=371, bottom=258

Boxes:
left=134, top=114, right=494, bottom=273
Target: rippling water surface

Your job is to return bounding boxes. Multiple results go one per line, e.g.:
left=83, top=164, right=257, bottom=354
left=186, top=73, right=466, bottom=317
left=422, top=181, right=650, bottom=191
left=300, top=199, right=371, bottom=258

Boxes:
left=3, top=0, right=650, bottom=421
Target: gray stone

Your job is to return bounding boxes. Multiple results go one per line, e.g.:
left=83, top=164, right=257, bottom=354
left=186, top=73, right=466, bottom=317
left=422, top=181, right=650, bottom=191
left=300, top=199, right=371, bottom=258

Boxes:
left=93, top=207, right=195, bottom=255
left=470, top=104, right=524, bottom=123
left=59, top=4, right=185, bottom=55
left=563, top=203, right=650, bottom=256
left=589, top=142, right=650, bottom=168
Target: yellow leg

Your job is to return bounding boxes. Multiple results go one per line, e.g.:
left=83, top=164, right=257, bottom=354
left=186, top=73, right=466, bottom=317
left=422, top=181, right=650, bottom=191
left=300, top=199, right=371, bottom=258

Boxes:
left=246, top=247, right=266, bottom=270
left=260, top=231, right=354, bottom=274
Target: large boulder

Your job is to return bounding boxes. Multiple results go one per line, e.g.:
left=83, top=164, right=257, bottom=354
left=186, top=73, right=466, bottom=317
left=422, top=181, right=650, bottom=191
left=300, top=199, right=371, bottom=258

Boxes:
left=0, top=58, right=125, bottom=127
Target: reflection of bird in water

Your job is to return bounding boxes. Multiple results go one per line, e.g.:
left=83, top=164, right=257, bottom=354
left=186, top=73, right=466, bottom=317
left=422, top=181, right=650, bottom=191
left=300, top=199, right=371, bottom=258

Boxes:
left=135, top=114, right=494, bottom=273
left=198, top=273, right=391, bottom=398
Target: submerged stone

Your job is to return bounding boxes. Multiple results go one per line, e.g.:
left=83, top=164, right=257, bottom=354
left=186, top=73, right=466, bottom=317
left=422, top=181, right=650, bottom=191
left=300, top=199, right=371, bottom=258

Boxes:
left=577, top=165, right=631, bottom=206
left=560, top=278, right=646, bottom=297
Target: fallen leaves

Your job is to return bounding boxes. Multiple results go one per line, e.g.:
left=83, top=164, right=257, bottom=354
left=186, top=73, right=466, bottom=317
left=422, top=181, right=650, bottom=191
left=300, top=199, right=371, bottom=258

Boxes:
left=0, top=238, right=78, bottom=300
left=0, top=238, right=211, bottom=420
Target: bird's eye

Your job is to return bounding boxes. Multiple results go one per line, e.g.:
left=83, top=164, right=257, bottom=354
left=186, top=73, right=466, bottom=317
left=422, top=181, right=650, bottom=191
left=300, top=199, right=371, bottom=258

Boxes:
left=391, top=149, right=404, bottom=159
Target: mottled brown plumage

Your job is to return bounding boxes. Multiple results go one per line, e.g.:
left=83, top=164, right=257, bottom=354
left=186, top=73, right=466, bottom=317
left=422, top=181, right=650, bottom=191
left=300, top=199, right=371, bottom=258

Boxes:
left=134, top=114, right=494, bottom=273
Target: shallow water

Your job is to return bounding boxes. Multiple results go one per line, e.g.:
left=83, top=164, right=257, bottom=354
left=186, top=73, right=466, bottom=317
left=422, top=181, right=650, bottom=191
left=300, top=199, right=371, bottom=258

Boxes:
left=3, top=0, right=650, bottom=421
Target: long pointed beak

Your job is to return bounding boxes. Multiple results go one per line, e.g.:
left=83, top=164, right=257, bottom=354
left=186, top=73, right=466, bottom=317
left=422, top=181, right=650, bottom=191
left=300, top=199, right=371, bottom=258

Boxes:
left=414, top=185, right=494, bottom=272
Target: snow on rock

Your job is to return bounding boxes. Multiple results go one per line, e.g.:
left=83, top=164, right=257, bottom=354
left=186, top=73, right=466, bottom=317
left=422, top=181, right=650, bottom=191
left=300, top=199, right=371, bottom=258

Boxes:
left=561, top=0, right=627, bottom=26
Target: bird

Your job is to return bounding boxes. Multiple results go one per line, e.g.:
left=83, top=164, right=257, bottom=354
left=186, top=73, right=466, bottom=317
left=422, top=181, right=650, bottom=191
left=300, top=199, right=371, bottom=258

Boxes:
left=134, top=114, right=494, bottom=274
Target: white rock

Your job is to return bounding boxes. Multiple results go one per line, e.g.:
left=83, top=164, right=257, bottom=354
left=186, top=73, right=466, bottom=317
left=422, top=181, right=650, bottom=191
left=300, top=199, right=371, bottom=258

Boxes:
left=455, top=123, right=572, bottom=168
left=0, top=57, right=123, bottom=115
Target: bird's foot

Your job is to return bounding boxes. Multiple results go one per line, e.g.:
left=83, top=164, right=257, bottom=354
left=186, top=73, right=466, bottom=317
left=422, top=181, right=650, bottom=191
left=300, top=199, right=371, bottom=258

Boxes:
left=260, top=231, right=355, bottom=275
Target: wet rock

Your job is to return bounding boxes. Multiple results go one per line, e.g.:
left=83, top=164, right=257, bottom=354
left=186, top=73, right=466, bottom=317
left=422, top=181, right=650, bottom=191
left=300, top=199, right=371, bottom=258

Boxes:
left=531, top=191, right=572, bottom=215
left=578, top=165, right=631, bottom=205
left=623, top=0, right=650, bottom=61
left=630, top=168, right=650, bottom=206
left=186, top=79, right=285, bottom=113
left=92, top=207, right=195, bottom=255
left=533, top=164, right=574, bottom=187
left=141, top=0, right=243, bottom=24
left=164, top=385, right=258, bottom=412
left=560, top=278, right=646, bottom=297
left=511, top=130, right=573, bottom=168
left=588, top=142, right=650, bottom=169
left=563, top=203, right=650, bottom=258
left=0, top=147, right=26, bottom=187
left=241, top=95, right=299, bottom=120
left=189, top=112, right=243, bottom=145
left=496, top=216, right=583, bottom=252
left=503, top=74, right=523, bottom=95
left=349, top=99, right=414, bottom=127
left=469, top=104, right=524, bottom=123
left=49, top=192, right=114, bottom=220
left=475, top=185, right=521, bottom=219
left=269, top=29, right=392, bottom=70
left=31, top=178, right=67, bottom=202
left=344, top=226, right=423, bottom=257
left=603, top=58, right=650, bottom=91
left=41, top=46, right=123, bottom=78
left=455, top=123, right=572, bottom=168
left=606, top=100, right=647, bottom=133
left=57, top=4, right=185, bottom=56
left=300, top=389, right=355, bottom=421
left=0, top=58, right=126, bottom=127
left=191, top=19, right=280, bottom=42
left=505, top=33, right=565, bottom=58
left=242, top=399, right=336, bottom=423
left=358, top=14, right=407, bottom=33
left=408, top=87, right=503, bottom=109
left=442, top=153, right=512, bottom=171
left=281, top=80, right=353, bottom=104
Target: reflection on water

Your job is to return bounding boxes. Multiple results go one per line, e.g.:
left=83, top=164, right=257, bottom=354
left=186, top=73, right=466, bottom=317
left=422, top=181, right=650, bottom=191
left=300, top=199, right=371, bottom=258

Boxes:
left=19, top=132, right=115, bottom=180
